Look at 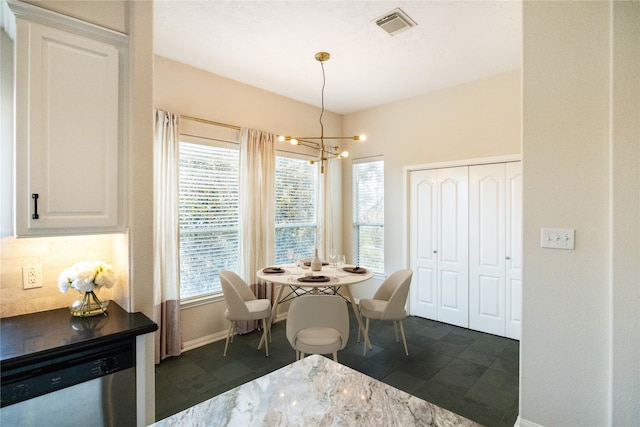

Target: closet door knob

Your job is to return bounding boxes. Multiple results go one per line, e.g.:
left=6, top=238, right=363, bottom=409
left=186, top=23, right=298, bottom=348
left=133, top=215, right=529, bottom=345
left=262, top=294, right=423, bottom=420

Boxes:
left=505, top=256, right=511, bottom=260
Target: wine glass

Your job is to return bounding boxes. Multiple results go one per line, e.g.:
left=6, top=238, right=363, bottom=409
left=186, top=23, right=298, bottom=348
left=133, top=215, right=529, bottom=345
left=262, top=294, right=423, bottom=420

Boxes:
left=328, top=248, right=336, bottom=266
left=337, top=255, right=346, bottom=269
left=295, top=255, right=302, bottom=274
left=287, top=248, right=295, bottom=266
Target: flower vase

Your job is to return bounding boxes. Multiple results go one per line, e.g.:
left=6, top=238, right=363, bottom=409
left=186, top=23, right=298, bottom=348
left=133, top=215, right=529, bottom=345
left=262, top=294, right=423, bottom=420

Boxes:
left=70, top=290, right=109, bottom=317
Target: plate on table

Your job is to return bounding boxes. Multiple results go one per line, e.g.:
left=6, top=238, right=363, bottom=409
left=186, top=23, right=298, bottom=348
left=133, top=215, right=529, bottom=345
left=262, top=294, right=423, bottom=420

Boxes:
left=342, top=266, right=367, bottom=274
left=263, top=267, right=285, bottom=274
left=297, top=275, right=331, bottom=283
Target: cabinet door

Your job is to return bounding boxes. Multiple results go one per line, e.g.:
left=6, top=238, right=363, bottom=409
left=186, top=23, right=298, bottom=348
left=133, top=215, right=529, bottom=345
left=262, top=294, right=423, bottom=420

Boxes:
left=15, top=20, right=121, bottom=235
left=469, top=163, right=506, bottom=336
left=409, top=167, right=468, bottom=328
left=505, top=162, right=522, bottom=340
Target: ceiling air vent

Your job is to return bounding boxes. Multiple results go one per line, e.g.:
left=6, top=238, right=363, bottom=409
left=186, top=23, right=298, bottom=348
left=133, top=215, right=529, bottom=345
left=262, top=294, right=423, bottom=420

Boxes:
left=374, top=8, right=417, bottom=36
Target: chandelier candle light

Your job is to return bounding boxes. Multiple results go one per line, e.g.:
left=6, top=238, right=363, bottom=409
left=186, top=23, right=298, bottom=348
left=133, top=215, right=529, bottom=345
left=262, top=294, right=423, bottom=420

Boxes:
left=278, top=52, right=366, bottom=173
left=58, top=261, right=116, bottom=317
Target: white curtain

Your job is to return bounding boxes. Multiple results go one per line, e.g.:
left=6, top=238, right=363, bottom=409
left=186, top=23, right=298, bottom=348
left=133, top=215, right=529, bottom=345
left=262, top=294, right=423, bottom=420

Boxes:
left=317, top=144, right=335, bottom=259
left=153, top=110, right=182, bottom=364
left=239, top=128, right=276, bottom=285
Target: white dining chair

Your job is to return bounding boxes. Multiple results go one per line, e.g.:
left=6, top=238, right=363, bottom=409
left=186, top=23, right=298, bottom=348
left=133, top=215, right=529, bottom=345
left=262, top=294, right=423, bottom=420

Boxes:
left=358, top=269, right=413, bottom=356
left=219, top=270, right=272, bottom=356
left=286, top=295, right=349, bottom=362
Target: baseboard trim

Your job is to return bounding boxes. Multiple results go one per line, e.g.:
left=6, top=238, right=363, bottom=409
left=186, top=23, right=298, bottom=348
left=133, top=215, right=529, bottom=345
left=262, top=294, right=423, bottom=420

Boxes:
left=181, top=313, right=288, bottom=352
left=515, top=416, right=544, bottom=427
left=181, top=332, right=224, bottom=352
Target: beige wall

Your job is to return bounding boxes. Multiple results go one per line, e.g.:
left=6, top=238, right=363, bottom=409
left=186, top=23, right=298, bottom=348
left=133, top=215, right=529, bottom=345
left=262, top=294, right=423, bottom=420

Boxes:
left=343, top=70, right=521, bottom=274
left=609, top=3, right=640, bottom=422
left=521, top=1, right=639, bottom=425
left=127, top=0, right=154, bottom=318
left=154, top=55, right=344, bottom=139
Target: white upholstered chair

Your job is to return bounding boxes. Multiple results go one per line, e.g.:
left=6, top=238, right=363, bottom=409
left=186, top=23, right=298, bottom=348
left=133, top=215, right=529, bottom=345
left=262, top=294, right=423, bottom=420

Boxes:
left=219, top=270, right=272, bottom=356
left=359, top=269, right=413, bottom=356
left=286, top=295, right=349, bottom=362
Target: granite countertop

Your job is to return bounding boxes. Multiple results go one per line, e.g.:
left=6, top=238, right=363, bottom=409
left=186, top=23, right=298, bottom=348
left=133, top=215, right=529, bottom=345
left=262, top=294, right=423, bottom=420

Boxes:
left=152, top=354, right=481, bottom=427
left=1, top=302, right=157, bottom=368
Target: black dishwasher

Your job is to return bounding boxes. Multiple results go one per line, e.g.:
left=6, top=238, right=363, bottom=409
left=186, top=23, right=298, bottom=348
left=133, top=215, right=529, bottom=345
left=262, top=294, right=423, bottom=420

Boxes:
left=0, top=303, right=157, bottom=427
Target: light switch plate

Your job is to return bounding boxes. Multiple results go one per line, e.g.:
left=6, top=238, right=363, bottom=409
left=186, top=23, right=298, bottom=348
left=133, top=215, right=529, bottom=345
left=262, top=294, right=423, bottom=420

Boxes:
left=541, top=228, right=575, bottom=250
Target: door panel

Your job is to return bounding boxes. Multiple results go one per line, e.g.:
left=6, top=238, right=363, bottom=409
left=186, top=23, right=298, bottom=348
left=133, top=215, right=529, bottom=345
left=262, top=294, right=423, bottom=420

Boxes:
left=505, top=162, right=523, bottom=339
left=479, top=275, right=501, bottom=317
left=409, top=167, right=468, bottom=327
left=440, top=270, right=460, bottom=309
left=416, top=266, right=436, bottom=314
left=437, top=168, right=468, bottom=327
left=410, top=171, right=438, bottom=319
left=469, top=164, right=506, bottom=336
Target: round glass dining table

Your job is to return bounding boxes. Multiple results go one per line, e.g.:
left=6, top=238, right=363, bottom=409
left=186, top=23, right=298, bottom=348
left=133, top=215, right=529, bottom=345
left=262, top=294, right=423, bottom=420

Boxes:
left=256, top=264, right=374, bottom=351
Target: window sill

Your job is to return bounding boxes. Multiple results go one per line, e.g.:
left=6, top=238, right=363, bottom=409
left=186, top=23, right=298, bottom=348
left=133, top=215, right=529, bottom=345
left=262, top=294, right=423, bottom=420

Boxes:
left=180, top=292, right=224, bottom=309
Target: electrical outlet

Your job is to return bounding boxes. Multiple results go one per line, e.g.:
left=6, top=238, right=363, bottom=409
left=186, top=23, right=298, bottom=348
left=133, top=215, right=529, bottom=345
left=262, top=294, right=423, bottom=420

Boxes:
left=22, top=264, right=43, bottom=289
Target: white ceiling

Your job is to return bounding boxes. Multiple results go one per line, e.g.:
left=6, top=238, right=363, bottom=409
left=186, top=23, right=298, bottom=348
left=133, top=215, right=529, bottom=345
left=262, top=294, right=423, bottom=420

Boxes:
left=154, top=1, right=522, bottom=115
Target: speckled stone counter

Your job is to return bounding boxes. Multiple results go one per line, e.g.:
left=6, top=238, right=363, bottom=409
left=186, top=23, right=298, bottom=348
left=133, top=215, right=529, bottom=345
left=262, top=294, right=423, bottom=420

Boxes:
left=1, top=302, right=157, bottom=368
left=152, top=354, right=481, bottom=427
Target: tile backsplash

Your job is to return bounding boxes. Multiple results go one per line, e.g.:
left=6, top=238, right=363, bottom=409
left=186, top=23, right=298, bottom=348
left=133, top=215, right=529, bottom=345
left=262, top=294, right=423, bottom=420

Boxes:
left=0, top=234, right=122, bottom=317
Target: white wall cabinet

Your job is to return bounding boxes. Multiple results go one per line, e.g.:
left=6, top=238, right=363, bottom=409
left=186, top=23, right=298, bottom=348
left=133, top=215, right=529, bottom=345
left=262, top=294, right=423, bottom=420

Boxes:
left=409, top=161, right=521, bottom=339
left=12, top=9, right=127, bottom=236
left=409, top=167, right=469, bottom=328
left=469, top=162, right=522, bottom=339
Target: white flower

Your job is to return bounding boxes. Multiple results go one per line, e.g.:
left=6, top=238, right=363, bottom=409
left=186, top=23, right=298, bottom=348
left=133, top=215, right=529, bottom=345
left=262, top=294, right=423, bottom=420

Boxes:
left=58, top=267, right=76, bottom=293
left=58, top=261, right=117, bottom=293
left=94, top=264, right=116, bottom=289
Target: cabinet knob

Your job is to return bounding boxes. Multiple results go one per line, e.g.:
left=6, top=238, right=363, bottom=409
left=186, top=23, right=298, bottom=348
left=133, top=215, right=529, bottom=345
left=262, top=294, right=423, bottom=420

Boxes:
left=505, top=256, right=511, bottom=260
left=433, top=250, right=438, bottom=254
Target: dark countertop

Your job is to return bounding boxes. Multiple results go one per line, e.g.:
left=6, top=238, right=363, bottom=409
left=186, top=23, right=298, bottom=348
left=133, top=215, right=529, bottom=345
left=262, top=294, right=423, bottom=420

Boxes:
left=1, top=302, right=157, bottom=369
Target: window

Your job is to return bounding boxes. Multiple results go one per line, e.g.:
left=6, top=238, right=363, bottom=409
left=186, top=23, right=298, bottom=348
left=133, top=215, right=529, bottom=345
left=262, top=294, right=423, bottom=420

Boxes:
left=353, top=159, right=384, bottom=273
left=178, top=140, right=239, bottom=299
left=274, top=156, right=318, bottom=264
left=177, top=136, right=319, bottom=300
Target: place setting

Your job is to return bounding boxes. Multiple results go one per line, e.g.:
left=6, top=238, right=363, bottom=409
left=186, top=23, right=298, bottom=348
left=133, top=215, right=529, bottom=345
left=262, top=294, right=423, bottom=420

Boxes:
left=341, top=266, right=368, bottom=274
left=261, top=266, right=287, bottom=274
left=257, top=249, right=374, bottom=290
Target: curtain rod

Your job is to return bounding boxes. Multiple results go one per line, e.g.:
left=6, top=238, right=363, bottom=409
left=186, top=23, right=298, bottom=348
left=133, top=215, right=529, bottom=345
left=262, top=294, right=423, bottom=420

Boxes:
left=180, top=114, right=241, bottom=131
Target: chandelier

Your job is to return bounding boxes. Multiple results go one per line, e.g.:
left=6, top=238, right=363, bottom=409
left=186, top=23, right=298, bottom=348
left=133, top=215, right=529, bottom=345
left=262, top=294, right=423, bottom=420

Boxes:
left=278, top=52, right=366, bottom=173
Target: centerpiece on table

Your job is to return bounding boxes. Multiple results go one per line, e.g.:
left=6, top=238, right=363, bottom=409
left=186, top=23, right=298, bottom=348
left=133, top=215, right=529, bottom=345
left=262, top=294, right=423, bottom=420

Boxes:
left=58, top=261, right=116, bottom=317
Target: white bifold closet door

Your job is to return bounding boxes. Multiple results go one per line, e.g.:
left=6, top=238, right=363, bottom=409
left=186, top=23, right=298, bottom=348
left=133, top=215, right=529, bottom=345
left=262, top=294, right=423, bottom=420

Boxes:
left=409, top=167, right=469, bottom=328
left=469, top=162, right=522, bottom=339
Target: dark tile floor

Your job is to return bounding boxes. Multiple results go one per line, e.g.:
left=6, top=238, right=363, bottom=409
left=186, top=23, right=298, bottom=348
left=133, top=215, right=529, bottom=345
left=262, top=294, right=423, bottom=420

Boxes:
left=155, top=312, right=520, bottom=426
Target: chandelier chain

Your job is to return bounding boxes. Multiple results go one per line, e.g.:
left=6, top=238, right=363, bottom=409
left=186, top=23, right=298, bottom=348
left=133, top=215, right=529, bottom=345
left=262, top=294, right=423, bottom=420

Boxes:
left=319, top=59, right=326, bottom=144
